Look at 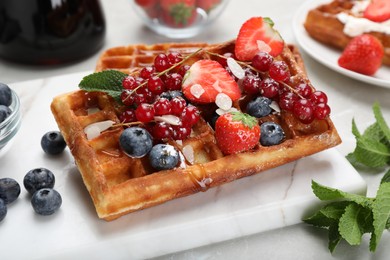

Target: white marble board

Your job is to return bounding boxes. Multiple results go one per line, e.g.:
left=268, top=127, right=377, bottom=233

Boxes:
left=0, top=72, right=366, bottom=259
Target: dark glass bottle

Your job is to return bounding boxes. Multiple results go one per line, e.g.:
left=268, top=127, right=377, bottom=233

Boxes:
left=0, top=0, right=105, bottom=65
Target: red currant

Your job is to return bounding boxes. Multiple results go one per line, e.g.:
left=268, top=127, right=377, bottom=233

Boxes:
left=167, top=51, right=183, bottom=66
left=120, top=90, right=135, bottom=106
left=140, top=66, right=156, bottom=79
left=242, top=75, right=261, bottom=94
left=154, top=53, right=170, bottom=72
left=314, top=103, right=331, bottom=120
left=152, top=122, right=172, bottom=140
left=165, top=73, right=183, bottom=91
left=295, top=82, right=313, bottom=98
left=310, top=91, right=328, bottom=104
left=181, top=106, right=200, bottom=127
left=170, top=97, right=186, bottom=116
left=178, top=64, right=191, bottom=77
left=293, top=99, right=314, bottom=124
left=122, top=76, right=138, bottom=90
left=217, top=52, right=235, bottom=67
left=252, top=51, right=273, bottom=72
left=119, top=109, right=136, bottom=123
left=279, top=91, right=299, bottom=111
left=148, top=76, right=166, bottom=95
left=260, top=78, right=279, bottom=98
left=269, top=61, right=290, bottom=82
left=154, top=98, right=172, bottom=116
left=172, top=125, right=191, bottom=140
left=135, top=103, right=155, bottom=123
left=134, top=93, right=148, bottom=106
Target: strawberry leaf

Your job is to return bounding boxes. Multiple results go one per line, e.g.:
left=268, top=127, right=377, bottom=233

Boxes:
left=231, top=111, right=258, bottom=128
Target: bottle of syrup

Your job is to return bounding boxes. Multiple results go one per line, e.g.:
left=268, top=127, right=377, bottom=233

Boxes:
left=0, top=0, right=105, bottom=65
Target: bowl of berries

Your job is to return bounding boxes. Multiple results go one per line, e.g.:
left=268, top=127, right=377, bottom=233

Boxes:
left=0, top=83, right=21, bottom=151
left=131, top=0, right=230, bottom=39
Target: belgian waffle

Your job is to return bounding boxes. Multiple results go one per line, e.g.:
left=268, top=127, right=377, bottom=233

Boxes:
left=51, top=40, right=341, bottom=221
left=304, top=0, right=390, bottom=66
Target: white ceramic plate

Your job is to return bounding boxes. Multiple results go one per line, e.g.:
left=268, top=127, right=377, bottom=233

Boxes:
left=292, top=0, right=390, bottom=89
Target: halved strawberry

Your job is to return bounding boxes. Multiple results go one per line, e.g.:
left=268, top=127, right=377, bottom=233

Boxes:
left=215, top=111, right=260, bottom=155
left=338, top=34, right=384, bottom=76
left=364, top=0, right=390, bottom=23
left=235, top=17, right=284, bottom=61
left=182, top=59, right=241, bottom=104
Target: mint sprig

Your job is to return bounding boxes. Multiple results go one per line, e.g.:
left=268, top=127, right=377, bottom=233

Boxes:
left=304, top=103, right=390, bottom=253
left=346, top=102, right=390, bottom=168
left=79, top=70, right=127, bottom=102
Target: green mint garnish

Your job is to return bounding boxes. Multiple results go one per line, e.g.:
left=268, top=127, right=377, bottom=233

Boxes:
left=347, top=102, right=390, bottom=168
left=79, top=70, right=127, bottom=102
left=304, top=103, right=390, bottom=253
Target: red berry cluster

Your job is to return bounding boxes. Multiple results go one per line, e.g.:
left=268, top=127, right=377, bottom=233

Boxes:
left=118, top=51, right=200, bottom=140
left=217, top=51, right=331, bottom=124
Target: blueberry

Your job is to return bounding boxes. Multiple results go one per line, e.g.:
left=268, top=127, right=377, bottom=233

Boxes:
left=31, top=188, right=62, bottom=215
left=41, top=131, right=67, bottom=155
left=160, top=90, right=185, bottom=100
left=209, top=112, right=220, bottom=129
left=149, top=144, right=179, bottom=170
left=0, top=199, right=7, bottom=222
left=119, top=127, right=153, bottom=158
left=260, top=122, right=285, bottom=146
left=0, top=105, right=11, bottom=123
left=24, top=168, right=55, bottom=195
left=0, top=178, right=21, bottom=204
left=0, top=83, right=12, bottom=107
left=246, top=96, right=272, bottom=118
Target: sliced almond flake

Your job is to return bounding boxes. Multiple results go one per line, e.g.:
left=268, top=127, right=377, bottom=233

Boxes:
left=87, top=107, right=100, bottom=115
left=257, top=40, right=271, bottom=53
left=190, top=84, right=205, bottom=99
left=215, top=93, right=232, bottom=111
left=227, top=57, right=245, bottom=79
left=154, top=115, right=181, bottom=126
left=216, top=107, right=238, bottom=116
left=270, top=101, right=281, bottom=113
left=175, top=140, right=183, bottom=146
left=84, top=120, right=115, bottom=140
left=182, top=145, right=194, bottom=164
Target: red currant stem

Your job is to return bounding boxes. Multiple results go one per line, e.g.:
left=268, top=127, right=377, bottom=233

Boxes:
left=278, top=81, right=304, bottom=99
left=129, top=48, right=204, bottom=95
left=112, top=121, right=144, bottom=128
left=205, top=50, right=305, bottom=99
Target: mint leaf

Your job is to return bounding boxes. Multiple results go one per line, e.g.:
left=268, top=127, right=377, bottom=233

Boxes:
left=351, top=118, right=361, bottom=138
left=381, top=170, right=390, bottom=184
left=311, top=181, right=373, bottom=208
left=79, top=70, right=127, bottom=101
left=354, top=137, right=390, bottom=168
left=370, top=182, right=390, bottom=251
left=304, top=202, right=351, bottom=228
left=328, top=223, right=342, bottom=253
left=338, top=203, right=364, bottom=245
left=373, top=102, right=390, bottom=144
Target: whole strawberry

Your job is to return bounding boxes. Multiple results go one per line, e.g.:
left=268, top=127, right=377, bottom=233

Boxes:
left=160, top=0, right=196, bottom=27
left=215, top=111, right=260, bottom=155
left=338, top=34, right=384, bottom=76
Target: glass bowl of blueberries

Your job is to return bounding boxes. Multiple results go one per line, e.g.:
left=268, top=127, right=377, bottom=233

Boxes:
left=130, top=0, right=230, bottom=39
left=0, top=83, right=21, bottom=151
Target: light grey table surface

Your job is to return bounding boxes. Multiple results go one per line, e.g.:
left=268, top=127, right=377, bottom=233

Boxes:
left=1, top=0, right=389, bottom=259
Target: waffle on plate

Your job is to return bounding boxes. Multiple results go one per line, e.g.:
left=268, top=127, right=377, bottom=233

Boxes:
left=51, top=17, right=341, bottom=221
left=304, top=0, right=390, bottom=66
